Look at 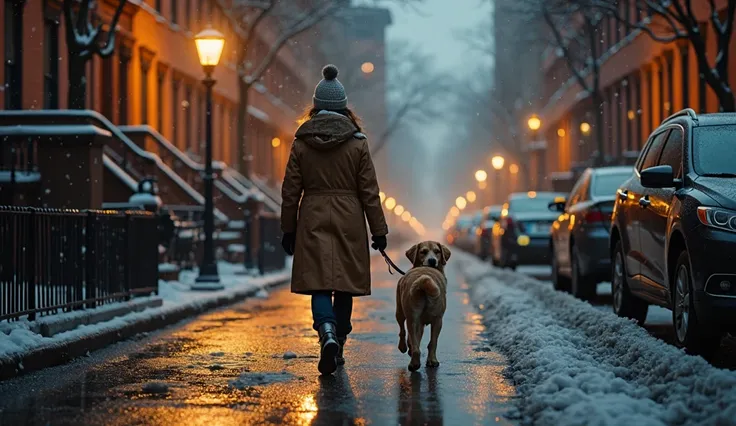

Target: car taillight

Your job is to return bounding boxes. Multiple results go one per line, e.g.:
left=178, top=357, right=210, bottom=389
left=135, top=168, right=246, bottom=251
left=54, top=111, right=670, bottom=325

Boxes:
left=585, top=211, right=606, bottom=223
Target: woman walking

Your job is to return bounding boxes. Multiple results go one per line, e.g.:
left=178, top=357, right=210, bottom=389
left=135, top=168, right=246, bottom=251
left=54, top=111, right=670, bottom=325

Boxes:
left=281, top=65, right=388, bottom=375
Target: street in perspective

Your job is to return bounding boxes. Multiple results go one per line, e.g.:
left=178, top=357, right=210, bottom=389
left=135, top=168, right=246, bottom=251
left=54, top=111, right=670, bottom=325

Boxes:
left=4, top=0, right=736, bottom=425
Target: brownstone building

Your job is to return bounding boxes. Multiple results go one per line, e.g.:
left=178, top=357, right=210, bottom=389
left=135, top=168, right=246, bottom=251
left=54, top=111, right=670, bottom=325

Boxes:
left=536, top=0, right=736, bottom=190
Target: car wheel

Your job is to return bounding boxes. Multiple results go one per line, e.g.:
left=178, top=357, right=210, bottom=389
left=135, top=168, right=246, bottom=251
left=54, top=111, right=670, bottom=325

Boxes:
left=672, top=251, right=722, bottom=359
left=611, top=241, right=648, bottom=325
left=551, top=244, right=571, bottom=292
left=571, top=245, right=596, bottom=301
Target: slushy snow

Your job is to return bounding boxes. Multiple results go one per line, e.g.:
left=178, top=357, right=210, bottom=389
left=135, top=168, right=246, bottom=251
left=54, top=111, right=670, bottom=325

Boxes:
left=459, top=252, right=736, bottom=426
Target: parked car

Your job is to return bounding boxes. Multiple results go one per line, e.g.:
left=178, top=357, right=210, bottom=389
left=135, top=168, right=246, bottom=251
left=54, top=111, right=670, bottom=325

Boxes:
left=491, top=191, right=566, bottom=269
left=449, top=214, right=475, bottom=251
left=549, top=166, right=634, bottom=300
left=610, top=108, right=736, bottom=357
left=475, top=205, right=502, bottom=260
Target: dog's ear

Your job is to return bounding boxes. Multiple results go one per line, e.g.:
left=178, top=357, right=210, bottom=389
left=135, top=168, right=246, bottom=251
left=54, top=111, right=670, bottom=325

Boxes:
left=406, top=244, right=419, bottom=265
left=439, top=243, right=451, bottom=265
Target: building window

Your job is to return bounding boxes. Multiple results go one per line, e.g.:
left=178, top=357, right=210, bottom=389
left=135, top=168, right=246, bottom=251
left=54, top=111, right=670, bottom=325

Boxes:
left=102, top=56, right=113, bottom=119
left=172, top=78, right=180, bottom=148
left=171, top=0, right=177, bottom=24
left=157, top=71, right=165, bottom=132
left=680, top=44, right=689, bottom=109
left=185, top=0, right=191, bottom=29
left=4, top=0, right=23, bottom=109
left=119, top=53, right=130, bottom=124
left=43, top=18, right=60, bottom=109
left=155, top=0, right=161, bottom=13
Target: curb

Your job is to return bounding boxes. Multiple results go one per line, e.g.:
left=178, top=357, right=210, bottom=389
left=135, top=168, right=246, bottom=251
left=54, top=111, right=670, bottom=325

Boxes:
left=0, top=276, right=290, bottom=381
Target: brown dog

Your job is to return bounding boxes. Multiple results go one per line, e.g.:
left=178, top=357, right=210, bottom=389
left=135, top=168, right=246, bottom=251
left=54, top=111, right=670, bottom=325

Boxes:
left=396, top=241, right=451, bottom=371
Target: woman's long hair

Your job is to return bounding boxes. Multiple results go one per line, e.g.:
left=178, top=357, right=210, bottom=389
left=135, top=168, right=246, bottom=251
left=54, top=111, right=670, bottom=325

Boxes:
left=301, top=106, right=363, bottom=132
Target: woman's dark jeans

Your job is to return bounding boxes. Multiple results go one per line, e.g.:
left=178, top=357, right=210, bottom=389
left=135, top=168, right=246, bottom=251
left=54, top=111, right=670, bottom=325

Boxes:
left=312, top=291, right=353, bottom=338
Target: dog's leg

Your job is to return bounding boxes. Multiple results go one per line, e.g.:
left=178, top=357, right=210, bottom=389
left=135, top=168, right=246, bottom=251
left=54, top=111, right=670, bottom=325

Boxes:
left=396, top=290, right=407, bottom=354
left=408, top=318, right=424, bottom=372
left=426, top=317, right=443, bottom=368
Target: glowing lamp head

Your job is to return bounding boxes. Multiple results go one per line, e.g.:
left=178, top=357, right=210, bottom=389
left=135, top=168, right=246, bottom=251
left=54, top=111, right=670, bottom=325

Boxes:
left=580, top=122, right=591, bottom=135
left=394, top=205, right=405, bottom=216
left=475, top=170, right=488, bottom=182
left=527, top=115, right=541, bottom=131
left=491, top=155, right=505, bottom=170
left=385, top=197, right=396, bottom=211
left=466, top=191, right=477, bottom=203
left=455, top=197, right=467, bottom=210
left=557, top=128, right=566, bottom=137
left=271, top=137, right=281, bottom=148
left=194, top=27, right=225, bottom=71
left=509, top=164, right=519, bottom=174
left=401, top=211, right=411, bottom=222
left=361, top=62, right=375, bottom=74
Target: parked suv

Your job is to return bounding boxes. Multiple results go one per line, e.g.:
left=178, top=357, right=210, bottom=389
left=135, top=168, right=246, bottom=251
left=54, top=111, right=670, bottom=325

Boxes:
left=610, top=109, right=736, bottom=357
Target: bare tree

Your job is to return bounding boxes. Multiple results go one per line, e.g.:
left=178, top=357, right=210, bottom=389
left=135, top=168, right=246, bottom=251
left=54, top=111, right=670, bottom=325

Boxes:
left=371, top=43, right=451, bottom=155
left=217, top=0, right=343, bottom=175
left=63, top=0, right=127, bottom=109
left=587, top=0, right=736, bottom=111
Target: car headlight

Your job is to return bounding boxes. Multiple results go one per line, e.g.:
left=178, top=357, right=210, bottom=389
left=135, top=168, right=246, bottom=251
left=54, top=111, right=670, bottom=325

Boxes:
left=697, top=206, right=736, bottom=233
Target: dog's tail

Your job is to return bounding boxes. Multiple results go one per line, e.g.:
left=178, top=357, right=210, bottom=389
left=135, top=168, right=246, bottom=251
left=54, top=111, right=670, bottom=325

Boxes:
left=410, top=275, right=440, bottom=299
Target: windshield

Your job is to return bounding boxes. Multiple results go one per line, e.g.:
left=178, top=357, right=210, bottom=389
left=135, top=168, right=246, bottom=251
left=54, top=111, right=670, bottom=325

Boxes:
left=693, top=125, right=736, bottom=175
left=592, top=172, right=631, bottom=197
left=486, top=207, right=501, bottom=220
left=509, top=194, right=563, bottom=212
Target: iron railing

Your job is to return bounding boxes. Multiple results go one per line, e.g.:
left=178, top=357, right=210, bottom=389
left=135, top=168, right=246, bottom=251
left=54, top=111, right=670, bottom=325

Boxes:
left=0, top=207, right=159, bottom=322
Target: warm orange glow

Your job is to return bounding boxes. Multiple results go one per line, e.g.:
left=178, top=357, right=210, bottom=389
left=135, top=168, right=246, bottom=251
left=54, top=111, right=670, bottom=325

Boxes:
left=627, top=110, right=635, bottom=120
left=442, top=222, right=450, bottom=231
left=385, top=197, right=396, bottom=210
left=299, top=394, right=318, bottom=423
left=379, top=192, right=386, bottom=203
left=475, top=169, right=487, bottom=182
left=361, top=62, right=375, bottom=73
left=401, top=211, right=411, bottom=222
left=478, top=181, right=487, bottom=190
left=450, top=207, right=460, bottom=217
left=466, top=191, right=477, bottom=203
left=491, top=155, right=505, bottom=170
left=456, top=197, right=467, bottom=210
left=410, top=217, right=418, bottom=227
left=557, top=128, right=566, bottom=137
left=271, top=137, right=281, bottom=148
left=509, top=164, right=519, bottom=174
left=194, top=27, right=225, bottom=67
left=528, top=191, right=537, bottom=198
left=394, top=205, right=405, bottom=216
left=527, top=115, right=541, bottom=131
left=580, top=122, right=591, bottom=135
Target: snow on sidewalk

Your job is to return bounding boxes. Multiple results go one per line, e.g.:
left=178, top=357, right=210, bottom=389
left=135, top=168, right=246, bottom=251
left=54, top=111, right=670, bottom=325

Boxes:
left=0, top=261, right=291, bottom=367
left=458, top=252, right=736, bottom=426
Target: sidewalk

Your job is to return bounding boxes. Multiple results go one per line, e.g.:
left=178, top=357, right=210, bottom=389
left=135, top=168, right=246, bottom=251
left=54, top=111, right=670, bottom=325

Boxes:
left=0, top=261, right=291, bottom=380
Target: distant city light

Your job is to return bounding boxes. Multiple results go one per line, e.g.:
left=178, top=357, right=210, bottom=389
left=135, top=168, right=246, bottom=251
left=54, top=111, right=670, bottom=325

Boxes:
left=475, top=170, right=488, bottom=182
left=557, top=128, right=566, bottom=137
left=450, top=207, right=460, bottom=217
left=401, top=211, right=411, bottom=222
left=271, top=137, right=281, bottom=148
left=385, top=197, right=396, bottom=210
left=509, top=164, right=519, bottom=174
left=527, top=115, right=541, bottom=131
left=478, top=181, right=487, bottom=190
left=528, top=191, right=537, bottom=198
left=361, top=62, right=375, bottom=73
left=466, top=191, right=477, bottom=203
left=394, top=205, right=405, bottom=216
left=456, top=197, right=467, bottom=210
left=491, top=155, right=505, bottom=170
left=580, top=122, right=591, bottom=135
left=627, top=110, right=635, bottom=120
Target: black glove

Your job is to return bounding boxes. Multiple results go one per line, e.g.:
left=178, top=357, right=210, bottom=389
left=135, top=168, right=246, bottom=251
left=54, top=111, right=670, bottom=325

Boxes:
left=282, top=232, right=295, bottom=256
left=371, top=235, right=387, bottom=251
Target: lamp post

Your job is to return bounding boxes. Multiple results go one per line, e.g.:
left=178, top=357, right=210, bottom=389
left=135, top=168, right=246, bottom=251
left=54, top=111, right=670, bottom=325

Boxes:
left=193, top=26, right=225, bottom=289
left=528, top=114, right=542, bottom=191
left=491, top=155, right=505, bottom=204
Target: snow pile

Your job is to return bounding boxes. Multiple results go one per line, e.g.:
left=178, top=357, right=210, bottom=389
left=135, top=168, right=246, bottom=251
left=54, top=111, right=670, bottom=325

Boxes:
left=458, top=252, right=736, bottom=425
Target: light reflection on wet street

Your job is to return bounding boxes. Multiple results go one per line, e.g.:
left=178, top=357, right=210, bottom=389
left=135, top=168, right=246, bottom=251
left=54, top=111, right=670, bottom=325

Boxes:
left=0, top=252, right=516, bottom=425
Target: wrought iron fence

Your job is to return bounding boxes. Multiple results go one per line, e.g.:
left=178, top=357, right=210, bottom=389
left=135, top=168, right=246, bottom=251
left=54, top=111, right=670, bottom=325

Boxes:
left=0, top=207, right=159, bottom=322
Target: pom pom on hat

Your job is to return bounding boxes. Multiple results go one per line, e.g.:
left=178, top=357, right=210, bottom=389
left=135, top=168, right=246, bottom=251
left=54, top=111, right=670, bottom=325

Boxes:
left=322, top=64, right=339, bottom=80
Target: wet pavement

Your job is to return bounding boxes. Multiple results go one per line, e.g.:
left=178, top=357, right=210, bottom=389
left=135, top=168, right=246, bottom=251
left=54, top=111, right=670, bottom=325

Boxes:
left=0, top=251, right=516, bottom=425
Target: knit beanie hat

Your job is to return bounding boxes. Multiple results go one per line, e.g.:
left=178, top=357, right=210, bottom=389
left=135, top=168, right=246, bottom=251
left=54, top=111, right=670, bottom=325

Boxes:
left=313, top=65, right=348, bottom=110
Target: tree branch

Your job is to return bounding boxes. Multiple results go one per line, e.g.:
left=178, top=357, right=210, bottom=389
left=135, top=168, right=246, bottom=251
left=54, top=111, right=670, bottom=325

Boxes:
left=97, top=0, right=127, bottom=58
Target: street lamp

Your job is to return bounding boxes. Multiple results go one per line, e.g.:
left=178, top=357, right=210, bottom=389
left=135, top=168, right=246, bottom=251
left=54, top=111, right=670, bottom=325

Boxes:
left=527, top=115, right=541, bottom=131
left=385, top=197, right=396, bottom=211
left=401, top=211, right=411, bottom=222
left=193, top=26, right=225, bottom=289
left=491, top=155, right=505, bottom=205
left=466, top=191, right=476, bottom=203
left=455, top=196, right=467, bottom=210
left=475, top=169, right=487, bottom=182
left=361, top=62, right=375, bottom=74
left=395, top=205, right=405, bottom=216
left=491, top=155, right=505, bottom=170
left=580, top=122, right=591, bottom=135
left=271, top=137, right=281, bottom=148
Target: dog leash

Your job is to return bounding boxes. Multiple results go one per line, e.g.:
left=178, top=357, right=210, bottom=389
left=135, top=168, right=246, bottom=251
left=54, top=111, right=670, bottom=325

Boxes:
left=380, top=249, right=406, bottom=276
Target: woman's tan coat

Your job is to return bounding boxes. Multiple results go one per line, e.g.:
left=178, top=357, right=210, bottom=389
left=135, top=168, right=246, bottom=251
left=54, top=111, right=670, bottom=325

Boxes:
left=281, top=112, right=388, bottom=296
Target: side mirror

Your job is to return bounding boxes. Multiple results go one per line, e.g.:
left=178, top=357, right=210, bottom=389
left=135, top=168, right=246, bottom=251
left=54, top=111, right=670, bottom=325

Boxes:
left=641, top=165, right=674, bottom=188
left=548, top=201, right=566, bottom=212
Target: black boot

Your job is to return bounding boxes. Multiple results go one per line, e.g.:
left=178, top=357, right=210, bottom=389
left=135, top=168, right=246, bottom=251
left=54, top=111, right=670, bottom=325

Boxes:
left=317, top=323, right=339, bottom=375
left=336, top=337, right=346, bottom=366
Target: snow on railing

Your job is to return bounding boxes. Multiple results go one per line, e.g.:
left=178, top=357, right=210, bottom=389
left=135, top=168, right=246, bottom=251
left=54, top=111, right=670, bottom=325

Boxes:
left=102, top=154, right=137, bottom=191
